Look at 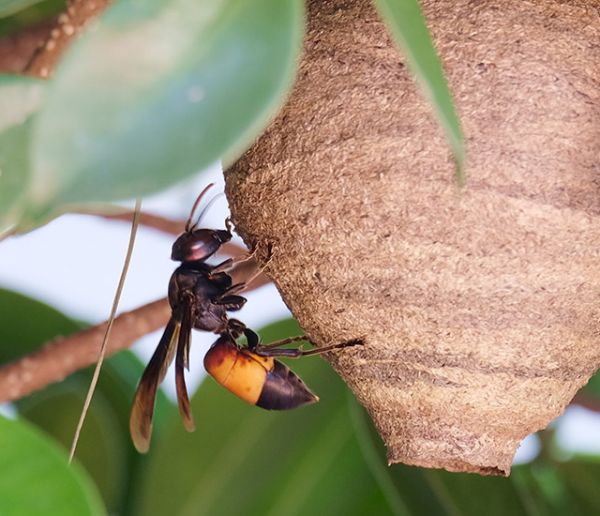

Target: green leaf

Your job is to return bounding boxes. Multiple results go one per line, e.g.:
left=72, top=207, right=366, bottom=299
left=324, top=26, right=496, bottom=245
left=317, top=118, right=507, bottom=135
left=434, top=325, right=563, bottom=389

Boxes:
left=0, top=288, right=172, bottom=514
left=0, top=0, right=42, bottom=18
left=16, top=351, right=173, bottom=516
left=582, top=369, right=600, bottom=399
left=559, top=458, right=600, bottom=514
left=0, top=77, right=45, bottom=231
left=512, top=463, right=579, bottom=516
left=429, top=469, right=534, bottom=516
left=0, top=287, right=80, bottom=359
left=348, top=399, right=436, bottom=515
left=0, top=415, right=105, bottom=516
left=350, top=393, right=539, bottom=516
left=374, top=0, right=465, bottom=185
left=511, top=456, right=600, bottom=516
left=19, top=382, right=127, bottom=514
left=0, top=0, right=65, bottom=36
left=132, top=319, right=394, bottom=516
left=353, top=392, right=600, bottom=515
left=27, top=0, right=304, bottom=226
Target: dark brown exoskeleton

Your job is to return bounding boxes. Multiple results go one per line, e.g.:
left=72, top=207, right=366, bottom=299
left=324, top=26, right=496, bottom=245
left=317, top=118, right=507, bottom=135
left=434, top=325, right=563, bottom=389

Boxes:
left=129, top=185, right=363, bottom=453
left=130, top=184, right=250, bottom=452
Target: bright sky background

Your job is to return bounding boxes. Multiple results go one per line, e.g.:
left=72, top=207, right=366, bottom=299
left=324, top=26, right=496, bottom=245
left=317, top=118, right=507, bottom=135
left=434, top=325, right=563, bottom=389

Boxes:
left=0, top=165, right=599, bottom=464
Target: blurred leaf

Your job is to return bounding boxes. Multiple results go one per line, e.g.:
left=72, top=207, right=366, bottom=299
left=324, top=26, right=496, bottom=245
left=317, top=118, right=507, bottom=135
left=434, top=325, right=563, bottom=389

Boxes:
left=132, top=319, right=394, bottom=516
left=430, top=469, right=533, bottom=516
left=560, top=458, right=600, bottom=514
left=0, top=415, right=105, bottom=516
left=26, top=0, right=304, bottom=227
left=582, top=369, right=600, bottom=399
left=0, top=0, right=65, bottom=36
left=0, top=77, right=45, bottom=231
left=511, top=456, right=600, bottom=516
left=0, top=287, right=80, bottom=359
left=348, top=399, right=441, bottom=515
left=19, top=382, right=127, bottom=514
left=350, top=398, right=536, bottom=516
left=0, top=288, right=172, bottom=514
left=0, top=0, right=43, bottom=18
left=512, top=463, right=575, bottom=516
left=374, top=0, right=465, bottom=184
left=510, top=467, right=554, bottom=516
left=16, top=351, right=174, bottom=515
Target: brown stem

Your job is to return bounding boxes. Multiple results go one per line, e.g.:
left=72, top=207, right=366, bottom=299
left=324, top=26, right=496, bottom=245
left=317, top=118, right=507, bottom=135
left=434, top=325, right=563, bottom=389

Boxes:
left=24, top=0, right=111, bottom=77
left=0, top=22, right=54, bottom=74
left=0, top=298, right=170, bottom=403
left=102, top=212, right=185, bottom=237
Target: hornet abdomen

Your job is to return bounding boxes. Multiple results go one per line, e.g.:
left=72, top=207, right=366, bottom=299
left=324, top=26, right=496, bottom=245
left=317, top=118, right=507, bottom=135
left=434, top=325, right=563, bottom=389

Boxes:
left=204, top=336, right=318, bottom=410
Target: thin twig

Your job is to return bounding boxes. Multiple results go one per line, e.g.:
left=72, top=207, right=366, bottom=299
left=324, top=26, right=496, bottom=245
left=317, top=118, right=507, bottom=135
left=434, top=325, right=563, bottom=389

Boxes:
left=69, top=199, right=141, bottom=462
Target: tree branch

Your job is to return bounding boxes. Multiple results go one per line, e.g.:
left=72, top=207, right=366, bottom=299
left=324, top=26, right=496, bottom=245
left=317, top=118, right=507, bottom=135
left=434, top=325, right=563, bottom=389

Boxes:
left=0, top=298, right=170, bottom=403
left=0, top=0, right=109, bottom=75
left=24, top=0, right=110, bottom=77
left=0, top=22, right=53, bottom=73
left=101, top=211, right=184, bottom=237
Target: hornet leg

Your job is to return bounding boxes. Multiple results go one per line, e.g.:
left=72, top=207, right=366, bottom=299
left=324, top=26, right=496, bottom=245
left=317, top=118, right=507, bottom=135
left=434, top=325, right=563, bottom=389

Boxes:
left=253, top=338, right=363, bottom=359
left=212, top=295, right=247, bottom=311
left=214, top=242, right=273, bottom=295
left=209, top=251, right=255, bottom=276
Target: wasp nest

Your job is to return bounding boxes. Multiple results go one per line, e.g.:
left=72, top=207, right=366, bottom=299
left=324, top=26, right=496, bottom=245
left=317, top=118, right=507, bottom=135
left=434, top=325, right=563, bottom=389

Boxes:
left=225, top=0, right=600, bottom=475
